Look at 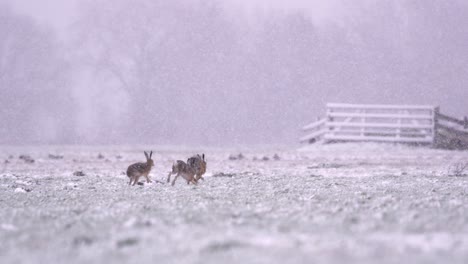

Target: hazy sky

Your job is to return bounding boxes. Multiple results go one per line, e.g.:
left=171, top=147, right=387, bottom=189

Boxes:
left=6, top=0, right=343, bottom=30
left=5, top=0, right=80, bottom=30
left=1, top=0, right=467, bottom=145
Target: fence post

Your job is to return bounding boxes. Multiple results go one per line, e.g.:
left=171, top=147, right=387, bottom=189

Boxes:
left=396, top=109, right=402, bottom=139
left=433, top=106, right=440, bottom=147
left=326, top=105, right=333, bottom=136
left=360, top=109, right=365, bottom=137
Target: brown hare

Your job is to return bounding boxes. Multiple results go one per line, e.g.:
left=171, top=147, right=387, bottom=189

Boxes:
left=167, top=160, right=198, bottom=186
left=187, top=154, right=206, bottom=182
left=127, top=151, right=154, bottom=186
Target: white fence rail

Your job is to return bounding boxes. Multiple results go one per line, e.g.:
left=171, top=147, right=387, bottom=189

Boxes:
left=302, top=103, right=437, bottom=144
left=300, top=118, right=327, bottom=143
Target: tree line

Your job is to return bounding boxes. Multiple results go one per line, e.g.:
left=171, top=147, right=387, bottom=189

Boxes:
left=1, top=0, right=467, bottom=145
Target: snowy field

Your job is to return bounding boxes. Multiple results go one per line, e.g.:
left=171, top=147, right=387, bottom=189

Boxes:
left=1, top=143, right=468, bottom=264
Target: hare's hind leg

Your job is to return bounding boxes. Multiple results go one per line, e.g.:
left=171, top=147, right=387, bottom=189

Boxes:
left=196, top=174, right=204, bottom=181
left=132, top=175, right=141, bottom=186
left=187, top=175, right=197, bottom=185
left=129, top=174, right=137, bottom=185
left=167, top=171, right=173, bottom=183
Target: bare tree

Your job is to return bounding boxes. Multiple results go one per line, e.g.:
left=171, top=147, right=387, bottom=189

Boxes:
left=73, top=0, right=239, bottom=144
left=68, top=0, right=468, bottom=145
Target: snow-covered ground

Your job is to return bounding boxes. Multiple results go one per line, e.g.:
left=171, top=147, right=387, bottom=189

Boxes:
left=1, top=143, right=467, bottom=264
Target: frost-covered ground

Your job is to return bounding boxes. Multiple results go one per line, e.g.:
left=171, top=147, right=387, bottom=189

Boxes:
left=1, top=143, right=468, bottom=264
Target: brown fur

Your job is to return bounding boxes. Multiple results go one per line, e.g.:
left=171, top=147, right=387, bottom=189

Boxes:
left=167, top=160, right=198, bottom=186
left=126, top=151, right=154, bottom=186
left=187, top=154, right=207, bottom=182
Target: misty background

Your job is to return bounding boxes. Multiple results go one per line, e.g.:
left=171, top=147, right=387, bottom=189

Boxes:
left=1, top=0, right=467, bottom=146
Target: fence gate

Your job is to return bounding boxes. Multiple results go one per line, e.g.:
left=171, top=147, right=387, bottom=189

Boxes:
left=301, top=103, right=468, bottom=149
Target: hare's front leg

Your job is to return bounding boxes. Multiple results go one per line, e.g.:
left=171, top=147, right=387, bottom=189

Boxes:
left=144, top=173, right=152, bottom=183
left=171, top=173, right=180, bottom=186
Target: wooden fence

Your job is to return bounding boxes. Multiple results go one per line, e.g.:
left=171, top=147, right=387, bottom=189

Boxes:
left=301, top=103, right=468, bottom=149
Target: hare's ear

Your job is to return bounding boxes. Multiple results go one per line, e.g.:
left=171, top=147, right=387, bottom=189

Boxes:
left=202, top=154, right=205, bottom=161
left=144, top=151, right=149, bottom=160
left=150, top=151, right=153, bottom=158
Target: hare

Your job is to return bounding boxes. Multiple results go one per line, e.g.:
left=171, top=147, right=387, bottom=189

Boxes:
left=187, top=154, right=206, bottom=182
left=167, top=160, right=198, bottom=186
left=127, top=151, right=154, bottom=186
